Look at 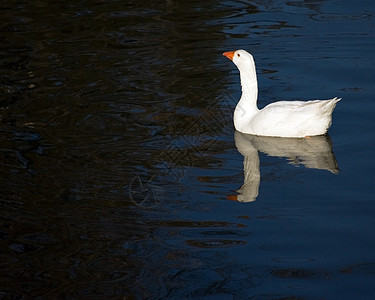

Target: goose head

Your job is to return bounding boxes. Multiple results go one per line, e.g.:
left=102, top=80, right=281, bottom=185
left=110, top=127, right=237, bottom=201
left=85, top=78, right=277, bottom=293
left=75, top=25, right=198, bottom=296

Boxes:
left=223, top=49, right=255, bottom=71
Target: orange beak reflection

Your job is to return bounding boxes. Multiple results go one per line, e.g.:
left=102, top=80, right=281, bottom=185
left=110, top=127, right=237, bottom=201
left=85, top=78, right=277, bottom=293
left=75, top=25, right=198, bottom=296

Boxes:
left=223, top=51, right=235, bottom=61
left=226, top=195, right=238, bottom=201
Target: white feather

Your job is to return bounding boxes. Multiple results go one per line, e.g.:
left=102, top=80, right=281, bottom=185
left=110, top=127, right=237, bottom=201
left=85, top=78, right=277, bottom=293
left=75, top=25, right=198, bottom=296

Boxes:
left=225, top=49, right=340, bottom=138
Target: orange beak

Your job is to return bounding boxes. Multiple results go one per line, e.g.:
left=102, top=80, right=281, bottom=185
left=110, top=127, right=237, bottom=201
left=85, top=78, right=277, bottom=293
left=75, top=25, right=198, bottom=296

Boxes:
left=223, top=51, right=235, bottom=61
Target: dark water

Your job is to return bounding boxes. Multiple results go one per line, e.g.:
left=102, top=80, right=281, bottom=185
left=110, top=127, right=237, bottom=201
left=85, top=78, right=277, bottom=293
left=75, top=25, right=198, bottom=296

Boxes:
left=1, top=0, right=375, bottom=298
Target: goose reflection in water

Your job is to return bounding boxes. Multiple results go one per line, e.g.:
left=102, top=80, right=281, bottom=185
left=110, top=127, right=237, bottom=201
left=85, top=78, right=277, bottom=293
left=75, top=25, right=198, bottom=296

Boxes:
left=229, top=131, right=339, bottom=203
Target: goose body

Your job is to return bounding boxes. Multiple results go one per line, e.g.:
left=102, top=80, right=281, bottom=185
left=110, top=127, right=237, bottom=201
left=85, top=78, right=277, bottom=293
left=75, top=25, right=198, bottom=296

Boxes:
left=223, top=49, right=340, bottom=138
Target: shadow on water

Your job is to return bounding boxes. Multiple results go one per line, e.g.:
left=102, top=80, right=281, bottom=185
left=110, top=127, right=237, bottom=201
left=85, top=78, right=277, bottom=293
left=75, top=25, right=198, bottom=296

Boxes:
left=229, top=131, right=339, bottom=203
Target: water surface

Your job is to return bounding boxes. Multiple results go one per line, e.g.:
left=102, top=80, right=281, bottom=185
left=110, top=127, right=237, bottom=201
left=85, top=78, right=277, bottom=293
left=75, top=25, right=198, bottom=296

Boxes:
left=1, top=0, right=375, bottom=298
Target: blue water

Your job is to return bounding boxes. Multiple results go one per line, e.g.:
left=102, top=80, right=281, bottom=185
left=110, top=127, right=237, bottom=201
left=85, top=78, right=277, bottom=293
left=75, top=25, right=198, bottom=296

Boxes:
left=1, top=0, right=375, bottom=298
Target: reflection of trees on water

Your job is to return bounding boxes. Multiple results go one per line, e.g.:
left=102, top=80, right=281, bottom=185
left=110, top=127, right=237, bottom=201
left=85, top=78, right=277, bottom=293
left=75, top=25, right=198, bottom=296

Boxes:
left=0, top=0, right=335, bottom=298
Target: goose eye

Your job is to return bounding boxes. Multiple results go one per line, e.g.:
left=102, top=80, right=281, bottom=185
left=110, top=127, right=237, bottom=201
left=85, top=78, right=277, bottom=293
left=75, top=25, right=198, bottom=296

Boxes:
left=237, top=53, right=240, bottom=57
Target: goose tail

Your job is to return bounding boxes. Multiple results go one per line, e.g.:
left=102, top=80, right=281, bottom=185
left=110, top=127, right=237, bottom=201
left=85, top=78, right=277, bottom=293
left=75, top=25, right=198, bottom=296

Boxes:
left=322, top=97, right=341, bottom=115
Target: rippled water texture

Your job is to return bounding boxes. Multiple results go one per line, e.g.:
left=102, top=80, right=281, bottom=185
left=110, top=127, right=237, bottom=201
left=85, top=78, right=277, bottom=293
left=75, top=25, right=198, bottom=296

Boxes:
left=1, top=0, right=375, bottom=298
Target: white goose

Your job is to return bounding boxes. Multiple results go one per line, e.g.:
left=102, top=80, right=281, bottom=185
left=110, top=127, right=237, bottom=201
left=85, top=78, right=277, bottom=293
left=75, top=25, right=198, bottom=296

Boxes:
left=223, top=49, right=340, bottom=138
